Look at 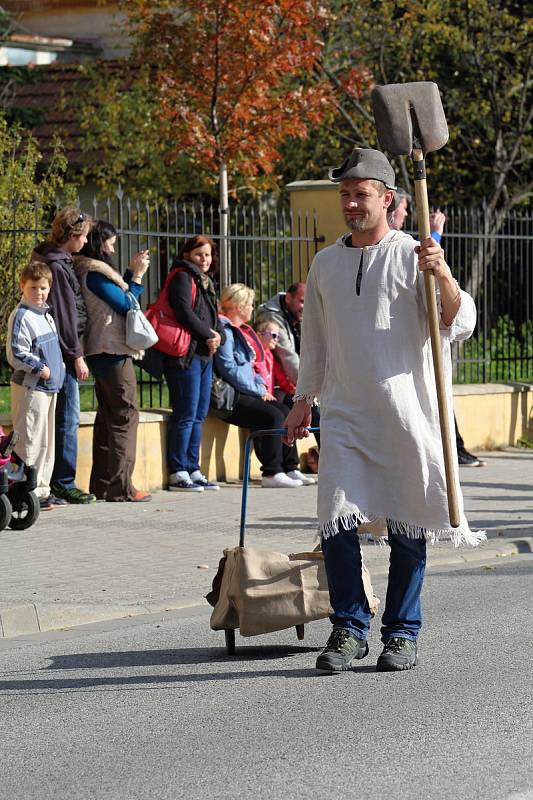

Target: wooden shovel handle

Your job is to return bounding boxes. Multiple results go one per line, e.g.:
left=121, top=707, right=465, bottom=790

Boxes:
left=412, top=150, right=460, bottom=528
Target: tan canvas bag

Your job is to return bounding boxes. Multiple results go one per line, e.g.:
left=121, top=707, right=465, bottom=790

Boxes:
left=208, top=546, right=379, bottom=637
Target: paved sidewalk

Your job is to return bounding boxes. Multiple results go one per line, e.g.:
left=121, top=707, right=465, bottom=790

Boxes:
left=0, top=448, right=531, bottom=638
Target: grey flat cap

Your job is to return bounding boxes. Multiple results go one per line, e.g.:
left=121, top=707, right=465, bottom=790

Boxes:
left=329, top=148, right=396, bottom=190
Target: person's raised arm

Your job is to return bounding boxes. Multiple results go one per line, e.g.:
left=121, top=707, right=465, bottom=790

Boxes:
left=416, top=237, right=461, bottom=328
left=429, top=209, right=446, bottom=245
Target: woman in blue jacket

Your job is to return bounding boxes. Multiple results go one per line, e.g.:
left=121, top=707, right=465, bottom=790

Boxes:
left=74, top=221, right=152, bottom=503
left=215, top=284, right=303, bottom=489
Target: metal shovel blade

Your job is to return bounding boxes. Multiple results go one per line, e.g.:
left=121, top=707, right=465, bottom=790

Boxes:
left=371, top=82, right=448, bottom=155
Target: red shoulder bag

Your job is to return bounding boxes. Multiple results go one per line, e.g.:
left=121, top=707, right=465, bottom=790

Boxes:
left=145, top=267, right=198, bottom=358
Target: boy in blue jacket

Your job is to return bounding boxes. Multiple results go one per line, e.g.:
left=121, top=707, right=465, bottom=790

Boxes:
left=7, top=262, right=66, bottom=509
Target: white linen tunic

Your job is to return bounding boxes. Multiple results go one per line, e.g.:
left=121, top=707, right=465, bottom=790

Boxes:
left=295, top=229, right=485, bottom=547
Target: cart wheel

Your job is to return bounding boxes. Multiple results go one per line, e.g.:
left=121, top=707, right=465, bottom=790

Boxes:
left=0, top=494, right=12, bottom=531
left=224, top=629, right=236, bottom=655
left=9, top=491, right=40, bottom=530
left=295, top=624, right=305, bottom=641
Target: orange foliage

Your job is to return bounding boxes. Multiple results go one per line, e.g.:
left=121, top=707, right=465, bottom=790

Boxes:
left=122, top=0, right=334, bottom=180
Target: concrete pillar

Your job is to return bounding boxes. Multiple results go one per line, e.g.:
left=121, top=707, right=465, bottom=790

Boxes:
left=286, top=179, right=346, bottom=279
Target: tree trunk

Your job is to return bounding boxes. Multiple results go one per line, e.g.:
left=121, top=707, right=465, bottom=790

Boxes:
left=219, top=161, right=229, bottom=288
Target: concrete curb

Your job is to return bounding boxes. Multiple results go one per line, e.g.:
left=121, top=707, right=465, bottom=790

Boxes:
left=1, top=536, right=530, bottom=640
left=366, top=537, right=533, bottom=578
left=0, top=599, right=206, bottom=639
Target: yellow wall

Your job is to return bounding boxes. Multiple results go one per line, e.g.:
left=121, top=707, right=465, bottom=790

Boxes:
left=2, top=384, right=530, bottom=492
left=453, top=384, right=533, bottom=451
left=75, top=413, right=317, bottom=491
left=81, top=385, right=533, bottom=490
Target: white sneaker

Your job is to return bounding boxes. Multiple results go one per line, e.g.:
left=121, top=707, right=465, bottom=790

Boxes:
left=190, top=470, right=220, bottom=491
left=168, top=471, right=204, bottom=492
left=287, top=469, right=316, bottom=486
left=261, top=472, right=303, bottom=488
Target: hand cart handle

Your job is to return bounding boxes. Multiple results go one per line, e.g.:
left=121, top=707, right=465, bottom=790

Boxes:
left=239, top=427, right=319, bottom=547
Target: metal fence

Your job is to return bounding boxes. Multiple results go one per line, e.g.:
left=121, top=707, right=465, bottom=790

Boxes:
left=98, top=193, right=322, bottom=407
left=0, top=193, right=531, bottom=412
left=82, top=192, right=322, bottom=304
left=407, top=204, right=532, bottom=384
left=0, top=193, right=322, bottom=409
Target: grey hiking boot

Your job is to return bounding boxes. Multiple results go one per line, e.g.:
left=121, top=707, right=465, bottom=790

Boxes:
left=376, top=637, right=418, bottom=671
left=315, top=628, right=369, bottom=673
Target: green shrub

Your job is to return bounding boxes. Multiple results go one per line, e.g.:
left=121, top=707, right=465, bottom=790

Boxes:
left=456, top=316, right=533, bottom=384
left=0, top=115, right=75, bottom=341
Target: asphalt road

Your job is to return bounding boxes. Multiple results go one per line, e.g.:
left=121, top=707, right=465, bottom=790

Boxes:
left=1, top=554, right=532, bottom=800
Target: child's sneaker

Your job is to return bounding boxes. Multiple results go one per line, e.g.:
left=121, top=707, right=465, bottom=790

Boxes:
left=39, top=496, right=54, bottom=511
left=48, top=493, right=68, bottom=506
left=190, top=470, right=220, bottom=491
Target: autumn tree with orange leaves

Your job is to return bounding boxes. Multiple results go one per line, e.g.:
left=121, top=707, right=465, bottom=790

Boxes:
left=98, top=0, right=331, bottom=280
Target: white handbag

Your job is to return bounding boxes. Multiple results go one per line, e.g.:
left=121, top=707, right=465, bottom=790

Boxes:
left=125, top=292, right=159, bottom=350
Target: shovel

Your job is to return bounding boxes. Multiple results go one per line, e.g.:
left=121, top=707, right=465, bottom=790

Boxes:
left=371, top=81, right=460, bottom=528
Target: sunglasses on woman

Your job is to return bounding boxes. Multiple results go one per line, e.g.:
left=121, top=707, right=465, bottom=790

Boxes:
left=259, top=331, right=279, bottom=340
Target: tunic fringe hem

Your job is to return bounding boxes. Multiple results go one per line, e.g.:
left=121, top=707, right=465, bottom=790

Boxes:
left=320, top=508, right=486, bottom=548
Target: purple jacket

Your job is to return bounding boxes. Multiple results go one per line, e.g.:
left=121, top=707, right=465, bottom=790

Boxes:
left=32, top=242, right=87, bottom=362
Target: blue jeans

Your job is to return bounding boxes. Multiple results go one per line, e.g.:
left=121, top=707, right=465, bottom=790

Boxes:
left=322, top=521, right=427, bottom=643
left=51, top=361, right=80, bottom=490
left=164, top=356, right=213, bottom=475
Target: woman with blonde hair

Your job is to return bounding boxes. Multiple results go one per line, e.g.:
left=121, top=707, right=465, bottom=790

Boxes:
left=215, top=284, right=304, bottom=488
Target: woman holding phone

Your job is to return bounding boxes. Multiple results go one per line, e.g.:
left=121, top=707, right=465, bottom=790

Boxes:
left=74, top=221, right=152, bottom=502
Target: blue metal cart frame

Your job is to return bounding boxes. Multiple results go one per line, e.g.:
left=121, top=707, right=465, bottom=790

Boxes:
left=224, top=426, right=319, bottom=654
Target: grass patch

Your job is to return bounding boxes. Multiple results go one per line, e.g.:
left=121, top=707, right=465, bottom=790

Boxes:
left=0, top=379, right=170, bottom=414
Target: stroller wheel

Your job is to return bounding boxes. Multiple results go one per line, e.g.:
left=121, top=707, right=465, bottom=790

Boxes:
left=0, top=493, right=12, bottom=531
left=9, top=491, right=40, bottom=530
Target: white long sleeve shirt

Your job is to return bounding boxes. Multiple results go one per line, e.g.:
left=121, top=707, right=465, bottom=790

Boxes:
left=295, top=229, right=485, bottom=547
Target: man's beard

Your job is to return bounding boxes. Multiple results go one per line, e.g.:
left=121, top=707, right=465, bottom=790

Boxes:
left=345, top=214, right=368, bottom=232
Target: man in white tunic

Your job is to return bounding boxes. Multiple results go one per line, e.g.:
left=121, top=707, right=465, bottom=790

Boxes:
left=284, top=148, right=484, bottom=673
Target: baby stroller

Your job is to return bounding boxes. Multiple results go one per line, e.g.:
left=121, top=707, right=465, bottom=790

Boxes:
left=0, top=429, right=39, bottom=531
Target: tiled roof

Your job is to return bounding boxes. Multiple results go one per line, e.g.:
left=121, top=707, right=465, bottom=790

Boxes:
left=2, top=1, right=96, bottom=10
left=3, top=61, right=120, bottom=169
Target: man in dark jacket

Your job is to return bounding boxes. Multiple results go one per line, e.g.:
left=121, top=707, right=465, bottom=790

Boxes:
left=256, top=283, right=305, bottom=386
left=32, top=207, right=95, bottom=503
left=256, top=282, right=320, bottom=455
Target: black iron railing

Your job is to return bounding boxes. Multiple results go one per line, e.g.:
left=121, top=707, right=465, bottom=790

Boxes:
left=0, top=193, right=531, bottom=413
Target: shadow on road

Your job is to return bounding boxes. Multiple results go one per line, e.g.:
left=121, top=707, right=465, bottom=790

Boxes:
left=43, top=644, right=321, bottom=671
left=0, top=642, right=393, bottom=693
left=461, top=481, right=533, bottom=492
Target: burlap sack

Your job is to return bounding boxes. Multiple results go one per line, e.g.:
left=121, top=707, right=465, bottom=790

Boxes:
left=208, top=546, right=379, bottom=637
